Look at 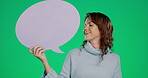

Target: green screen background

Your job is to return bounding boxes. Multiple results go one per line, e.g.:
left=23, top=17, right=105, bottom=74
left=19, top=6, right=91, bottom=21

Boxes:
left=1, top=0, right=148, bottom=78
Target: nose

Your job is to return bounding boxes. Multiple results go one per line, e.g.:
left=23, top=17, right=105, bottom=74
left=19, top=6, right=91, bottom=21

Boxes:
left=84, top=25, right=89, bottom=31
left=84, top=25, right=89, bottom=35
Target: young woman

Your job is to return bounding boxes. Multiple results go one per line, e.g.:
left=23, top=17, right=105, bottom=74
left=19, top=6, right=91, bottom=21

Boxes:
left=29, top=12, right=122, bottom=78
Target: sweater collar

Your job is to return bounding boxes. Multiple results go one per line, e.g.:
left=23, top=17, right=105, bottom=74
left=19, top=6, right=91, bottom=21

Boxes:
left=84, top=41, right=111, bottom=55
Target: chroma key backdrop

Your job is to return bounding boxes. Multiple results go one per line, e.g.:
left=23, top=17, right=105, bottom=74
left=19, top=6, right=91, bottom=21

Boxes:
left=1, top=0, right=148, bottom=78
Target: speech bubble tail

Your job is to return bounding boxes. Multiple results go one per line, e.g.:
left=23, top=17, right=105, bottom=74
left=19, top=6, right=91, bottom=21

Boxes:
left=52, top=47, right=64, bottom=53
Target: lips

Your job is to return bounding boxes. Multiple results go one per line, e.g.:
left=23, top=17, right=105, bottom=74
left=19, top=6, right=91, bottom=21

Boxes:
left=84, top=31, right=91, bottom=35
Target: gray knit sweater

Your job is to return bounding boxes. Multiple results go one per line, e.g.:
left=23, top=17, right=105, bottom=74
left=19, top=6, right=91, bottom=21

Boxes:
left=41, top=41, right=122, bottom=78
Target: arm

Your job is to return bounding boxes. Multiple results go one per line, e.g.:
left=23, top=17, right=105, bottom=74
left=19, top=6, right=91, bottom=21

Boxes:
left=41, top=50, right=72, bottom=78
left=28, top=46, right=51, bottom=76
left=114, top=55, right=122, bottom=78
left=42, top=60, right=50, bottom=75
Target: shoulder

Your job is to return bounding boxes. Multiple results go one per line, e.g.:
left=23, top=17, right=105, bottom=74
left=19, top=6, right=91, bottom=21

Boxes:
left=67, top=47, right=83, bottom=56
left=109, top=52, right=120, bottom=59
left=106, top=52, right=121, bottom=62
left=70, top=46, right=83, bottom=52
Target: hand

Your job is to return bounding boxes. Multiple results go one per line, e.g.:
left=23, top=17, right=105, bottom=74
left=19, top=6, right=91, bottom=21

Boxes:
left=28, top=46, right=47, bottom=62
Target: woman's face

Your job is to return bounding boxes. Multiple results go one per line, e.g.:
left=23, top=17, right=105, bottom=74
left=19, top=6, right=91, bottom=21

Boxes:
left=84, top=17, right=101, bottom=42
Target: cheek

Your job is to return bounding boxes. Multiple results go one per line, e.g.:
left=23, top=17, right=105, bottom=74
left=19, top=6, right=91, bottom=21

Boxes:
left=93, top=29, right=101, bottom=36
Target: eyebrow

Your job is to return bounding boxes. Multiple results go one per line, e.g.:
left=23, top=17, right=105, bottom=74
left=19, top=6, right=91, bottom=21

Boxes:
left=85, top=21, right=92, bottom=25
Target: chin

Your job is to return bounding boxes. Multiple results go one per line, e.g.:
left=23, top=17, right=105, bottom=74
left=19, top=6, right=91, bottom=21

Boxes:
left=85, top=37, right=92, bottom=41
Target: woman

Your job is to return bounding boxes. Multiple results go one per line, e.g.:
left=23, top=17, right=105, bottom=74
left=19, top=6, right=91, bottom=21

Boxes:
left=29, top=12, right=122, bottom=78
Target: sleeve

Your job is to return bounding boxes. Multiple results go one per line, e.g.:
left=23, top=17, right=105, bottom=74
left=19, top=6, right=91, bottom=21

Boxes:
left=41, top=50, right=72, bottom=78
left=114, top=55, right=122, bottom=78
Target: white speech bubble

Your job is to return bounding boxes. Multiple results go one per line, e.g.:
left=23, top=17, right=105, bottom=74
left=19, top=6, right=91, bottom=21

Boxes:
left=16, top=0, right=80, bottom=53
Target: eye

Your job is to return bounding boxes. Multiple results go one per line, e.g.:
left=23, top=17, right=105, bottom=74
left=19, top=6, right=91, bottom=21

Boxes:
left=89, top=22, right=94, bottom=26
left=89, top=24, right=93, bottom=26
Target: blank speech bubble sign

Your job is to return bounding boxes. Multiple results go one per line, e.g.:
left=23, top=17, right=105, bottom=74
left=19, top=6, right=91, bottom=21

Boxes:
left=16, top=0, right=80, bottom=53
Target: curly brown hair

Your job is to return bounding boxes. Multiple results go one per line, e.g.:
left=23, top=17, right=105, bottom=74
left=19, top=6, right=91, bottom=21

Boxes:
left=82, top=12, right=114, bottom=60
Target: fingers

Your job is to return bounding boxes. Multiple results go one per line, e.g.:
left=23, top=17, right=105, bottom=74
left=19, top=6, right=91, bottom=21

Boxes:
left=34, top=46, right=42, bottom=54
left=28, top=47, right=34, bottom=53
left=34, top=49, right=46, bottom=58
left=38, top=50, right=46, bottom=55
left=28, top=46, right=46, bottom=55
left=35, top=47, right=44, bottom=55
left=28, top=46, right=47, bottom=62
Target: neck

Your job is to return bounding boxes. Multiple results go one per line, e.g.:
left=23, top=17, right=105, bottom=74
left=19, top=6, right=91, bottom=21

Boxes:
left=89, top=40, right=100, bottom=49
